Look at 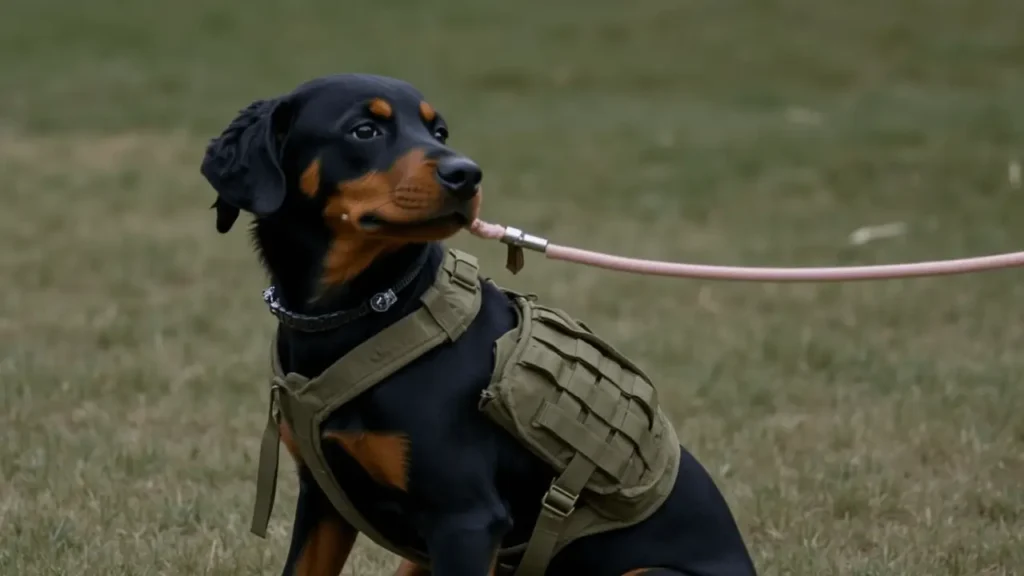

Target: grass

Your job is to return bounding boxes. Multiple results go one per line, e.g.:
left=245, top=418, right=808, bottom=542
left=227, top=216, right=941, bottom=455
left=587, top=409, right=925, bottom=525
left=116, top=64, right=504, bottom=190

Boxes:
left=1, top=0, right=1023, bottom=574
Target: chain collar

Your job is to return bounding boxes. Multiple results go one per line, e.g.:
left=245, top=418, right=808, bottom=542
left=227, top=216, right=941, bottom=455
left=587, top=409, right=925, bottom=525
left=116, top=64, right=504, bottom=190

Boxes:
left=262, top=249, right=430, bottom=332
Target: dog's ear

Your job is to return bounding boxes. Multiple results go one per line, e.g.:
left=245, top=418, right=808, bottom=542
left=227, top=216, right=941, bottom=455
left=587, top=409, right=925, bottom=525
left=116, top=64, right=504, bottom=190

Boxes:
left=210, top=197, right=241, bottom=234
left=200, top=98, right=293, bottom=233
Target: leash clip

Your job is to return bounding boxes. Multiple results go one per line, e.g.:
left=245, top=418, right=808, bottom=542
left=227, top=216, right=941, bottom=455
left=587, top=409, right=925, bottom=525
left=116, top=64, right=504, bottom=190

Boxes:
left=499, top=227, right=550, bottom=275
left=500, top=226, right=549, bottom=253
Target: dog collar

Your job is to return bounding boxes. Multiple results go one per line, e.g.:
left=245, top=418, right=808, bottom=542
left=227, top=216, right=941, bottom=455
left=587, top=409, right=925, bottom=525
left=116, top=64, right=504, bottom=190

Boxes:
left=262, top=249, right=430, bottom=332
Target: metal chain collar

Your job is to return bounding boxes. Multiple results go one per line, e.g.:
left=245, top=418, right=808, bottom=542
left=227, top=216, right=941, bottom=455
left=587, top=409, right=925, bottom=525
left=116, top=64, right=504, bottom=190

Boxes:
left=261, top=249, right=429, bottom=332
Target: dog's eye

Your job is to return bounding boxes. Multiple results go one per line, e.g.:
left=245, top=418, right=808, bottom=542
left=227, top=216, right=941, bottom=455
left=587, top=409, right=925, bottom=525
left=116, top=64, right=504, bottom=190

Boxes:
left=433, top=126, right=449, bottom=143
left=350, top=123, right=383, bottom=141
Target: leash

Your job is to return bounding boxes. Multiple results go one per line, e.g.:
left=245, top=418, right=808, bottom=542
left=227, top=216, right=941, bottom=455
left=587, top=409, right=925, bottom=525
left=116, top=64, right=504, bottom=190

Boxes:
left=468, top=219, right=1024, bottom=282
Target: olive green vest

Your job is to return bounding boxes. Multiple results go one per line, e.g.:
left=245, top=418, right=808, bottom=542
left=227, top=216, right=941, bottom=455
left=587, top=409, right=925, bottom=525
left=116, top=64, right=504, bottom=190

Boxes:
left=251, top=249, right=680, bottom=576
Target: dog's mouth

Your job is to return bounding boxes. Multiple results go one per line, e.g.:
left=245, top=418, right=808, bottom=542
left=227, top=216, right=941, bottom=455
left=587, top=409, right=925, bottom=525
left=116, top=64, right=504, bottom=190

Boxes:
left=357, top=211, right=471, bottom=233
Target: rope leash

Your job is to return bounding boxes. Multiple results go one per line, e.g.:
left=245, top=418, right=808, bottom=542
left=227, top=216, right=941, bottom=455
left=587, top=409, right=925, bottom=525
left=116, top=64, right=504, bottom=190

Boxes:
left=468, top=219, right=1024, bottom=282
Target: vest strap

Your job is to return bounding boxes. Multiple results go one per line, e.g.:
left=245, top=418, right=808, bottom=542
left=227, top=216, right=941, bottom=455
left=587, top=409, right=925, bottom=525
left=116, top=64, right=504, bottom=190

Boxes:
left=251, top=379, right=282, bottom=537
left=513, top=452, right=597, bottom=576
left=249, top=248, right=483, bottom=555
left=422, top=249, right=479, bottom=340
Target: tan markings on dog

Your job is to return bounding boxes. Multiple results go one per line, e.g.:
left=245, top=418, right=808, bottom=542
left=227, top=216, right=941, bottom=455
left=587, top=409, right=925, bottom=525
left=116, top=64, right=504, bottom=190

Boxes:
left=319, top=232, right=400, bottom=287
left=369, top=98, right=393, bottom=119
left=418, top=101, right=436, bottom=123
left=293, top=516, right=357, bottom=576
left=321, top=148, right=478, bottom=286
left=393, top=560, right=430, bottom=576
left=280, top=421, right=302, bottom=464
left=621, top=569, right=655, bottom=576
left=321, top=181, right=403, bottom=286
left=323, top=431, right=411, bottom=491
left=300, top=157, right=321, bottom=198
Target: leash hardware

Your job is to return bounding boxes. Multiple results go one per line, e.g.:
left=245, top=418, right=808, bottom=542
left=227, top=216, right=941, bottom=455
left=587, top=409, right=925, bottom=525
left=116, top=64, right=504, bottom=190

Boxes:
left=499, top=227, right=549, bottom=275
left=500, top=226, right=549, bottom=253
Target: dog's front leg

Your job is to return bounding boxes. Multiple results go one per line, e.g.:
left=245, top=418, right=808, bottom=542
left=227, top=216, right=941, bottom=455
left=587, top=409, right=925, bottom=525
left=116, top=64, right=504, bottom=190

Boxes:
left=280, top=469, right=358, bottom=576
left=424, top=508, right=509, bottom=576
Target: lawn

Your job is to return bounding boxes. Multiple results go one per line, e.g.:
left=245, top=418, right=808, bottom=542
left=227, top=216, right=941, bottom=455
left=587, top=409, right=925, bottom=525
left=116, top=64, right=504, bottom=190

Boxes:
left=1, top=0, right=1023, bottom=574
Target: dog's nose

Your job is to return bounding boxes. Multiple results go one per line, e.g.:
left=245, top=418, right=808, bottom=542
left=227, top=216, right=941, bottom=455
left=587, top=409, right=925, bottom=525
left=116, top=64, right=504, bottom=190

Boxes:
left=436, top=156, right=482, bottom=201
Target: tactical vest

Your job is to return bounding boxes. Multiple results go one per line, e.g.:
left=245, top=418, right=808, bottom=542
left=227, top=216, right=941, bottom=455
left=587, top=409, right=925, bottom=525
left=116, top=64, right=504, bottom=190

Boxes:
left=251, top=249, right=680, bottom=576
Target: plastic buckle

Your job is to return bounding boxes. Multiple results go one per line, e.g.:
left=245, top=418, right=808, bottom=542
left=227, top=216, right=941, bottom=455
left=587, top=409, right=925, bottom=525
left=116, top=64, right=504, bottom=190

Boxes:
left=268, top=380, right=284, bottom=422
left=541, top=483, right=578, bottom=519
left=451, top=258, right=479, bottom=292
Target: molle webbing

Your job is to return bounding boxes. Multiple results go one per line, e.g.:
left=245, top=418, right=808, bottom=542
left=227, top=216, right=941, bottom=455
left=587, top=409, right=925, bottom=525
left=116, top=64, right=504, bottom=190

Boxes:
left=481, top=295, right=680, bottom=576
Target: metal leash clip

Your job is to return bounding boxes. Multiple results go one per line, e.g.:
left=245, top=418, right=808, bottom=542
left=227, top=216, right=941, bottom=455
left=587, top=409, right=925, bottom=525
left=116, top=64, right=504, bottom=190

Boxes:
left=499, top=226, right=550, bottom=274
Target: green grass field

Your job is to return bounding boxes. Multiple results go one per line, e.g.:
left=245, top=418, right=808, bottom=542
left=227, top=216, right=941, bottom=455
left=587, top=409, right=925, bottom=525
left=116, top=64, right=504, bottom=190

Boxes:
left=2, top=0, right=1023, bottom=574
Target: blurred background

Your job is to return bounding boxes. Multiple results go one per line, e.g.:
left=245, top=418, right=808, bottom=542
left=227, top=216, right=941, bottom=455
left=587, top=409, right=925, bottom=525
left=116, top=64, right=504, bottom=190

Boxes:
left=2, top=0, right=1023, bottom=574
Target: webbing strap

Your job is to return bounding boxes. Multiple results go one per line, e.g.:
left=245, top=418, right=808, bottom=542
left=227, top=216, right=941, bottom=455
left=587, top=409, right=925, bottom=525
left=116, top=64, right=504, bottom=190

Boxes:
left=513, top=453, right=596, bottom=576
left=249, top=249, right=481, bottom=543
left=251, top=340, right=288, bottom=538
left=533, top=399, right=629, bottom=480
left=251, top=381, right=281, bottom=537
left=311, top=305, right=457, bottom=408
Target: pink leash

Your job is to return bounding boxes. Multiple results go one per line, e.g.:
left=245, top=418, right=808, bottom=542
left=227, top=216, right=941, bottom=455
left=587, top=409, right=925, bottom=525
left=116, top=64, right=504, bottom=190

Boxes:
left=468, top=219, right=1024, bottom=282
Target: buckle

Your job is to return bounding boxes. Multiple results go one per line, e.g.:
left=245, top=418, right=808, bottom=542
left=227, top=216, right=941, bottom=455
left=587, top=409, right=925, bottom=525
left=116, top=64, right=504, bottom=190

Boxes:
left=268, top=380, right=283, bottom=421
left=451, top=258, right=478, bottom=292
left=541, top=484, right=577, bottom=519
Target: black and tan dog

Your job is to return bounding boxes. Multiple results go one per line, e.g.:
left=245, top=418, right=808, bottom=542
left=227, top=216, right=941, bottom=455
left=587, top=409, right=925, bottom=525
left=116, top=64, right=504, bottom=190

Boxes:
left=200, top=73, right=757, bottom=576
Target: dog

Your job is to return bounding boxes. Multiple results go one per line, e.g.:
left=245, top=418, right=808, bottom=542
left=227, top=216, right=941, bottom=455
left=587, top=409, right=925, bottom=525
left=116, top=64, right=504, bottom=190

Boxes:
left=200, top=73, right=757, bottom=576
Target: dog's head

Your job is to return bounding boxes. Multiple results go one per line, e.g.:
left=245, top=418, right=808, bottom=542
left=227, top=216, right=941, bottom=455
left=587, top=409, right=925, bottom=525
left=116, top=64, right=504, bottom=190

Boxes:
left=200, top=74, right=482, bottom=286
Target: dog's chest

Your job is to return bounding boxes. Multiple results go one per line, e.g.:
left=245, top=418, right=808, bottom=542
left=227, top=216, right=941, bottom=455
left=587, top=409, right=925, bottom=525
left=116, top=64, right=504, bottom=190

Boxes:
left=315, top=354, right=499, bottom=551
left=285, top=284, right=539, bottom=549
